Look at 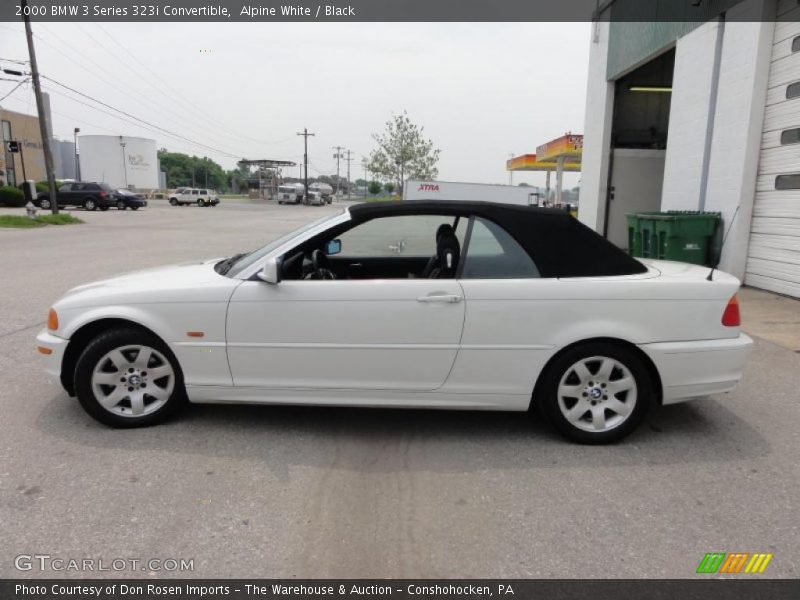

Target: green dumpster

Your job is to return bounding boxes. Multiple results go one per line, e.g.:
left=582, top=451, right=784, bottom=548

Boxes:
left=626, top=211, right=721, bottom=266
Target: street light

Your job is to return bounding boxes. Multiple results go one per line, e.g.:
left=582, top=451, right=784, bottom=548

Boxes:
left=119, top=135, right=128, bottom=188
left=73, top=127, right=80, bottom=180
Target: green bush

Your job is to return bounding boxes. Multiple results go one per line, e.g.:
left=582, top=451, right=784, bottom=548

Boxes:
left=0, top=186, right=26, bottom=207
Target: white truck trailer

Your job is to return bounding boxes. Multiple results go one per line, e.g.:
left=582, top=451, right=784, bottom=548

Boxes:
left=403, top=179, right=543, bottom=206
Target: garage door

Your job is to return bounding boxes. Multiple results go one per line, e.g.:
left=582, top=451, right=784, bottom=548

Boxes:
left=746, top=3, right=800, bottom=298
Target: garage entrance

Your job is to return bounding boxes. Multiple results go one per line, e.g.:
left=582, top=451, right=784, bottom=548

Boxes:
left=603, top=49, right=674, bottom=249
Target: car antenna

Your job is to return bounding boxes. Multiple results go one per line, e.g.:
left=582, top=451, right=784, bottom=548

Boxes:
left=707, top=205, right=740, bottom=281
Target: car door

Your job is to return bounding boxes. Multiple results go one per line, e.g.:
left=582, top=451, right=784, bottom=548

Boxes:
left=57, top=183, right=76, bottom=207
left=226, top=214, right=467, bottom=391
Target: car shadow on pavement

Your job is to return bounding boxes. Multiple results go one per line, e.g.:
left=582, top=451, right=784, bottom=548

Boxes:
left=35, top=392, right=770, bottom=478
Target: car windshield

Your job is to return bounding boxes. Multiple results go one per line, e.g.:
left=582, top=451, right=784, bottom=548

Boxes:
left=224, top=209, right=346, bottom=278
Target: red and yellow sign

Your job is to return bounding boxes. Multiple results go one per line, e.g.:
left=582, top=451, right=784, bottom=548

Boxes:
left=506, top=153, right=581, bottom=172
left=536, top=133, right=583, bottom=163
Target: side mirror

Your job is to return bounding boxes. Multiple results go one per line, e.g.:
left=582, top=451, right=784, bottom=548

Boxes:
left=257, top=257, right=281, bottom=284
left=326, top=239, right=342, bottom=256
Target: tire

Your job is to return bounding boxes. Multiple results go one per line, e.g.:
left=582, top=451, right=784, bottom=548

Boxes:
left=131, top=206, right=139, bottom=211
left=117, top=200, right=126, bottom=210
left=84, top=198, right=97, bottom=211
left=169, top=198, right=178, bottom=206
left=74, top=328, right=187, bottom=428
left=197, top=199, right=204, bottom=207
left=536, top=342, right=654, bottom=444
left=39, top=197, right=51, bottom=209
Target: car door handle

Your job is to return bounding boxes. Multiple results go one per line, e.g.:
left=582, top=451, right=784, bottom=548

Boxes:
left=417, top=294, right=463, bottom=304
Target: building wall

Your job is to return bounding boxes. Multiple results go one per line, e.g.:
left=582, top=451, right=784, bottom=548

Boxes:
left=577, top=21, right=615, bottom=232
left=0, top=108, right=46, bottom=185
left=660, top=20, right=721, bottom=212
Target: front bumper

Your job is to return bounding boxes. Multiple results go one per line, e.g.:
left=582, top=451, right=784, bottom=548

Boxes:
left=36, top=329, right=69, bottom=382
left=640, top=333, right=753, bottom=404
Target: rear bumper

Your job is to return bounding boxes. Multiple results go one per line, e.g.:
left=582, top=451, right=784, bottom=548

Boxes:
left=35, top=329, right=69, bottom=383
left=639, top=334, right=753, bottom=404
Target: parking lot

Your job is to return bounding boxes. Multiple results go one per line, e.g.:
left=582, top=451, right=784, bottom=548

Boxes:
left=0, top=199, right=798, bottom=578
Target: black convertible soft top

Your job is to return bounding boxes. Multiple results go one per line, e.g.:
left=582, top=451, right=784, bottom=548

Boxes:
left=348, top=200, right=647, bottom=278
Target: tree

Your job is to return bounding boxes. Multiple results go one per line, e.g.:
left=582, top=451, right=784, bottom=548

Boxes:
left=367, top=111, right=440, bottom=195
left=157, top=151, right=229, bottom=191
left=384, top=182, right=395, bottom=194
left=368, top=180, right=382, bottom=195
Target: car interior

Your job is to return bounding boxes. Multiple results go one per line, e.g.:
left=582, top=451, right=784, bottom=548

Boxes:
left=278, top=213, right=540, bottom=281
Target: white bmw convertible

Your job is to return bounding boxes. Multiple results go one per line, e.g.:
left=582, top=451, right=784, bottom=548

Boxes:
left=37, top=201, right=752, bottom=443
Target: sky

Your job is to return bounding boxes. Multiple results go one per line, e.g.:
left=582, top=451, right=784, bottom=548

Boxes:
left=0, top=22, right=590, bottom=188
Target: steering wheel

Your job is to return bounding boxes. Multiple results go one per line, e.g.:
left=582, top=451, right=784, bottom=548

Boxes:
left=304, top=249, right=337, bottom=280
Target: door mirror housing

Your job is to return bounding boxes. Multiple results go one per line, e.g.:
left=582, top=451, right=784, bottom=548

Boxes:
left=257, top=257, right=281, bottom=284
left=326, top=239, right=342, bottom=256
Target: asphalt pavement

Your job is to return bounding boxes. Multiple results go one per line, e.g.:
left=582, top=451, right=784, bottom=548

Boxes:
left=0, top=200, right=797, bottom=578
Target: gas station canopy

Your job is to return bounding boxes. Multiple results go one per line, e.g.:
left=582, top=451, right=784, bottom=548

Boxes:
left=506, top=133, right=582, bottom=206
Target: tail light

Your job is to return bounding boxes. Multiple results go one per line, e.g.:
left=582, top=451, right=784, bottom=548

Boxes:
left=721, top=294, right=740, bottom=327
left=99, top=191, right=107, bottom=198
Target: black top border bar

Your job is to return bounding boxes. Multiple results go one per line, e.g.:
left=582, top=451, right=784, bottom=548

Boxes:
left=2, top=0, right=799, bottom=23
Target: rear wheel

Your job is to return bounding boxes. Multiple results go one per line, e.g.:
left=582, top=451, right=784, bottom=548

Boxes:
left=74, top=329, right=186, bottom=428
left=537, top=342, right=653, bottom=444
left=117, top=200, right=126, bottom=210
left=197, top=199, right=204, bottom=207
left=39, top=197, right=51, bottom=209
left=84, top=198, right=97, bottom=211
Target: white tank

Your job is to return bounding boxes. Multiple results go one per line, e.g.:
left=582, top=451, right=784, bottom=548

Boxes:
left=77, top=135, right=159, bottom=190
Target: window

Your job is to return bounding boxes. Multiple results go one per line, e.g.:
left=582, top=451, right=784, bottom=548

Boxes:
left=787, top=82, right=800, bottom=100
left=461, top=217, right=539, bottom=279
left=337, top=215, right=466, bottom=258
left=793, top=36, right=800, bottom=53
left=199, top=189, right=208, bottom=194
left=781, top=128, right=800, bottom=145
left=191, top=190, right=199, bottom=195
left=775, top=174, right=800, bottom=190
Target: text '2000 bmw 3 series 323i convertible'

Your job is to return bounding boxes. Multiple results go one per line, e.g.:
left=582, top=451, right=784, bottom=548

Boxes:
left=36, top=201, right=752, bottom=443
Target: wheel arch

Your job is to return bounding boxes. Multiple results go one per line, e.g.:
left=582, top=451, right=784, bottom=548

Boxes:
left=529, top=337, right=663, bottom=410
left=60, top=317, right=171, bottom=396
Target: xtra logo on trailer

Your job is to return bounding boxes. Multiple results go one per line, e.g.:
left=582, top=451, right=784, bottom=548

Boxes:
left=418, top=183, right=439, bottom=192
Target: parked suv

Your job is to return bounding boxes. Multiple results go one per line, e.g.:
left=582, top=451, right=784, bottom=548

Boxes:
left=37, top=182, right=116, bottom=211
left=168, top=188, right=220, bottom=207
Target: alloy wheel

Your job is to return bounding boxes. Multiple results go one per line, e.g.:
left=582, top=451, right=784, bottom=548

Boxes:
left=90, top=345, right=175, bottom=417
left=556, top=355, right=637, bottom=433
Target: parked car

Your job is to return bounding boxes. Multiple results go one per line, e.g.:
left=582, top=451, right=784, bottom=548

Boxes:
left=304, top=190, right=325, bottom=206
left=168, top=188, right=220, bottom=207
left=114, top=189, right=147, bottom=211
left=37, top=182, right=116, bottom=211
left=36, top=200, right=752, bottom=443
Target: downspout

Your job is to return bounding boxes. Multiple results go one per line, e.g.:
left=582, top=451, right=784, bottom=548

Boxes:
left=698, top=14, right=726, bottom=211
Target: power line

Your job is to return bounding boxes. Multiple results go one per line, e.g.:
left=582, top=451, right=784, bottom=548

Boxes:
left=0, top=77, right=29, bottom=102
left=41, top=74, right=243, bottom=160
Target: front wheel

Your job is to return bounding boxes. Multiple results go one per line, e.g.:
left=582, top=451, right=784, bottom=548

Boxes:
left=169, top=198, right=178, bottom=206
left=197, top=199, right=204, bottom=207
left=39, top=197, right=51, bottom=209
left=74, top=329, right=187, bottom=428
left=537, top=342, right=654, bottom=444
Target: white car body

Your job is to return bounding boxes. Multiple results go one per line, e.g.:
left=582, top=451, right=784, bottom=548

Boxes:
left=36, top=201, right=752, bottom=439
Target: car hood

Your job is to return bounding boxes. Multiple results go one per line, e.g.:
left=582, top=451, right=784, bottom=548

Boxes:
left=56, top=259, right=240, bottom=308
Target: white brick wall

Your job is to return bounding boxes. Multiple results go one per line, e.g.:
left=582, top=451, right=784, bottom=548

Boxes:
left=660, top=21, right=720, bottom=212
left=577, top=21, right=615, bottom=232
left=705, top=4, right=775, bottom=279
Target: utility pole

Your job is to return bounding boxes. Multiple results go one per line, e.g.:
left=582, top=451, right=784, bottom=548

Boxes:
left=119, top=136, right=128, bottom=188
left=344, top=149, right=353, bottom=200
left=508, top=152, right=514, bottom=185
left=332, top=145, right=344, bottom=197
left=22, top=0, right=58, bottom=214
left=362, top=159, right=369, bottom=198
left=297, top=128, right=315, bottom=203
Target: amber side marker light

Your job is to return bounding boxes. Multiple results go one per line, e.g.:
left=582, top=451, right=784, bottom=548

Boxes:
left=186, top=331, right=205, bottom=338
left=47, top=308, right=59, bottom=331
left=722, top=294, right=741, bottom=327
left=37, top=346, right=53, bottom=355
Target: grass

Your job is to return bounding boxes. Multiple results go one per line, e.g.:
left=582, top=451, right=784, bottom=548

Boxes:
left=0, top=214, right=84, bottom=228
